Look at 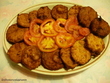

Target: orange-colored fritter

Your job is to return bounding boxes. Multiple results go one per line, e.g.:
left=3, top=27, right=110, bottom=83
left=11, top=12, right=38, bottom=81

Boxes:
left=71, top=40, right=91, bottom=65
left=6, top=24, right=28, bottom=43
left=78, top=6, right=98, bottom=27
left=37, top=6, right=52, bottom=20
left=90, top=17, right=110, bottom=38
left=29, top=10, right=37, bottom=22
left=42, top=49, right=63, bottom=70
left=17, top=13, right=30, bottom=27
left=51, top=5, right=68, bottom=19
left=60, top=48, right=78, bottom=69
left=21, top=46, right=42, bottom=70
left=85, top=33, right=105, bottom=56
left=7, top=42, right=28, bottom=63
left=68, top=5, right=82, bottom=18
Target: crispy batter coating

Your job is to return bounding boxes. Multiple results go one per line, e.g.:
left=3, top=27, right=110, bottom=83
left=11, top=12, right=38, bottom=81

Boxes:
left=68, top=5, right=82, bottom=18
left=42, top=50, right=63, bottom=70
left=21, top=46, right=42, bottom=70
left=51, top=5, right=68, bottom=19
left=60, top=48, right=78, bottom=69
left=29, top=10, right=37, bottom=22
left=78, top=6, right=98, bottom=27
left=85, top=33, right=105, bottom=56
left=7, top=42, right=28, bottom=63
left=71, top=40, right=91, bottom=65
left=37, top=6, right=52, bottom=20
left=6, top=24, right=28, bottom=43
left=90, top=17, right=110, bottom=38
left=17, top=13, right=30, bottom=27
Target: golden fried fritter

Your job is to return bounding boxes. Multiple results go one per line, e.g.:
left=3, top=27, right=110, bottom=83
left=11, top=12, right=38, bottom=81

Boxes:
left=51, top=5, right=68, bottom=19
left=42, top=50, right=63, bottom=70
left=6, top=24, right=28, bottom=43
left=29, top=10, right=37, bottom=22
left=68, top=5, right=82, bottom=18
left=71, top=40, right=91, bottom=65
left=90, top=17, right=110, bottom=38
left=85, top=33, right=105, bottom=56
left=21, top=46, right=42, bottom=70
left=60, top=48, right=78, bottom=69
left=7, top=42, right=28, bottom=63
left=17, top=13, right=30, bottom=27
left=78, top=6, right=98, bottom=27
left=37, top=6, right=52, bottom=20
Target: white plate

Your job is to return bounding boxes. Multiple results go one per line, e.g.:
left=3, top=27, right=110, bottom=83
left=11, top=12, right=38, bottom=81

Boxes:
left=3, top=2, right=110, bottom=76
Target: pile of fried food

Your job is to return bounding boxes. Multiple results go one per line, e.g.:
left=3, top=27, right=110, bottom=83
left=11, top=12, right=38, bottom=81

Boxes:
left=6, top=4, right=110, bottom=70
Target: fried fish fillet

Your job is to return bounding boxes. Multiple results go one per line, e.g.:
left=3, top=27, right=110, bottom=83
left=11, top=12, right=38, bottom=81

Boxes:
left=90, top=17, right=110, bottom=38
left=6, top=24, right=28, bottom=43
left=51, top=5, right=68, bottom=19
left=85, top=33, right=105, bottom=56
left=68, top=5, right=82, bottom=18
left=29, top=10, right=37, bottom=22
left=17, top=13, right=30, bottom=27
left=37, top=6, right=52, bottom=20
left=42, top=50, right=63, bottom=70
left=21, top=46, right=42, bottom=70
left=78, top=6, right=97, bottom=27
left=60, top=48, right=78, bottom=69
left=71, top=40, right=91, bottom=65
left=7, top=42, right=28, bottom=63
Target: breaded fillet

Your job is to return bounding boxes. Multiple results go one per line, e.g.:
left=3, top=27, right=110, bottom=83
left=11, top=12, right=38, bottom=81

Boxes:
left=60, top=48, right=78, bottom=69
left=37, top=6, right=52, bottom=20
left=51, top=5, right=68, bottom=19
left=21, top=46, right=42, bottom=70
left=6, top=24, right=28, bottom=43
left=29, top=10, right=37, bottom=22
left=71, top=40, right=91, bottom=65
left=78, top=6, right=97, bottom=27
left=68, top=5, right=82, bottom=18
left=90, top=17, right=110, bottom=38
left=17, top=13, right=30, bottom=27
left=85, top=33, right=105, bottom=56
left=42, top=50, right=63, bottom=70
left=7, top=42, right=28, bottom=63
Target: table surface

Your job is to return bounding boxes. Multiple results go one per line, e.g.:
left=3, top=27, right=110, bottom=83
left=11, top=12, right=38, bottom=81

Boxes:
left=0, top=0, right=110, bottom=83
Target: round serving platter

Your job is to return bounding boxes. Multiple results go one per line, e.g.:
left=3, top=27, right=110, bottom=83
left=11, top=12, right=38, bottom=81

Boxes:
left=3, top=2, right=110, bottom=75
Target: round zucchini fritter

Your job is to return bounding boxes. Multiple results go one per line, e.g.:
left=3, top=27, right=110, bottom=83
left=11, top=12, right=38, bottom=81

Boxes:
left=85, top=33, right=105, bottom=56
left=78, top=6, right=98, bottom=27
left=60, top=48, right=78, bottom=69
left=37, top=6, right=52, bottom=20
left=51, top=5, right=68, bottom=19
left=71, top=40, right=91, bottom=65
left=6, top=24, right=28, bottom=43
left=68, top=5, right=82, bottom=18
left=90, top=17, right=110, bottom=38
left=29, top=10, right=37, bottom=22
left=7, top=42, right=28, bottom=63
left=21, top=46, right=42, bottom=70
left=17, top=13, right=30, bottom=28
left=42, top=50, right=63, bottom=70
